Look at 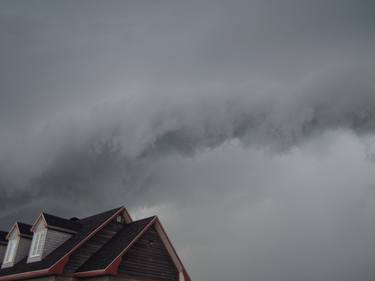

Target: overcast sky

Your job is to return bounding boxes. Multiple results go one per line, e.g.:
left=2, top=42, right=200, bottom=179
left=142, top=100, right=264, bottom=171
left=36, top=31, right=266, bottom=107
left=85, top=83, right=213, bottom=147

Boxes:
left=1, top=1, right=375, bottom=280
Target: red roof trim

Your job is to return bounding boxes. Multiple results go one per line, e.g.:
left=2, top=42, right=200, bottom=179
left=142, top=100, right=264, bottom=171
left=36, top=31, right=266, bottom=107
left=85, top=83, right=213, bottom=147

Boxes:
left=154, top=217, right=192, bottom=281
left=0, top=269, right=49, bottom=281
left=71, top=269, right=107, bottom=278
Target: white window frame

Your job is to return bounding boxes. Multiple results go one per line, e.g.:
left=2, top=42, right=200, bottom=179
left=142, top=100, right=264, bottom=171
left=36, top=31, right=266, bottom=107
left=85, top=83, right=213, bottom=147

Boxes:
left=29, top=230, right=46, bottom=258
left=3, top=238, right=18, bottom=264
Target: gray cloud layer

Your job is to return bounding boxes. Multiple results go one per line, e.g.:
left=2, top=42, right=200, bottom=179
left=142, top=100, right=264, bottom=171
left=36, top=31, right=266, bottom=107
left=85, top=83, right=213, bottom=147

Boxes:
left=1, top=1, right=375, bottom=280
left=1, top=65, right=375, bottom=208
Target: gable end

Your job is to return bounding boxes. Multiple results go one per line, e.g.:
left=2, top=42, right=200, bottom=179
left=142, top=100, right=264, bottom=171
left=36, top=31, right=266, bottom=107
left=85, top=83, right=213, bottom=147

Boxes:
left=119, top=226, right=179, bottom=281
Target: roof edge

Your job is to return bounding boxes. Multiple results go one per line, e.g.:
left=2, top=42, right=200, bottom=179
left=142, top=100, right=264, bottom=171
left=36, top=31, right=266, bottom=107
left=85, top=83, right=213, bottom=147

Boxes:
left=0, top=269, right=50, bottom=281
left=153, top=217, right=192, bottom=281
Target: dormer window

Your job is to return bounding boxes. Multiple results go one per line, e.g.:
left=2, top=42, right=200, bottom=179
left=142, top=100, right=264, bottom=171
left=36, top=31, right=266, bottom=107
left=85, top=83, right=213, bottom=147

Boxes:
left=3, top=238, right=18, bottom=264
left=27, top=212, right=80, bottom=263
left=29, top=230, right=46, bottom=258
left=1, top=222, right=32, bottom=268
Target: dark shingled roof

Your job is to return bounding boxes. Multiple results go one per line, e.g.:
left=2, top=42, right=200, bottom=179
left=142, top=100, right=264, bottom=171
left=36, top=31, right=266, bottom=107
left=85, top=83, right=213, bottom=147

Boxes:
left=0, top=231, right=7, bottom=245
left=77, top=216, right=155, bottom=272
left=0, top=207, right=122, bottom=277
left=42, top=213, right=81, bottom=233
left=16, top=223, right=32, bottom=238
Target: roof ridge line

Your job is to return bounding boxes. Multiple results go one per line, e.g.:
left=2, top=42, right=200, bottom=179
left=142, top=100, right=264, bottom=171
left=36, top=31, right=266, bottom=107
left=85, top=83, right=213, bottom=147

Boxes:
left=79, top=207, right=123, bottom=221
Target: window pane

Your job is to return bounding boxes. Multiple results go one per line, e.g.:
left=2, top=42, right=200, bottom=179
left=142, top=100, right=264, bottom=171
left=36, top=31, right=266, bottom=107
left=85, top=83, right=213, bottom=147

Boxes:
left=30, top=231, right=45, bottom=257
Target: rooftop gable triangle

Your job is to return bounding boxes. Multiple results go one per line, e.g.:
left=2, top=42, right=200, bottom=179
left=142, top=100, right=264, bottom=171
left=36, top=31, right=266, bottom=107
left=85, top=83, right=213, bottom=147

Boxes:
left=73, top=216, right=191, bottom=281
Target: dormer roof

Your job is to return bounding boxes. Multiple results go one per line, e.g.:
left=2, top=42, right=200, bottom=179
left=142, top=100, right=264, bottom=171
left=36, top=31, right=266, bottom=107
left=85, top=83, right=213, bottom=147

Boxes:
left=40, top=213, right=81, bottom=233
left=6, top=223, right=32, bottom=240
left=30, top=212, right=87, bottom=234
left=16, top=223, right=32, bottom=238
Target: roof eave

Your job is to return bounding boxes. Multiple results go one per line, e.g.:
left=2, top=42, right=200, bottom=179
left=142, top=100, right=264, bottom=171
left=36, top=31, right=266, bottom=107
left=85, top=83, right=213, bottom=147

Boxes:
left=0, top=269, right=50, bottom=281
left=72, top=269, right=108, bottom=278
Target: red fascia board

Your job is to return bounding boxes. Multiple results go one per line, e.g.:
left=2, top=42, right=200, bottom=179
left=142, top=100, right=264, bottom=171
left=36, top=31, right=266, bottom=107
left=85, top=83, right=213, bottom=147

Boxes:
left=154, top=217, right=192, bottom=281
left=71, top=269, right=107, bottom=278
left=73, top=216, right=157, bottom=277
left=183, top=269, right=192, bottom=281
left=0, top=269, right=50, bottom=281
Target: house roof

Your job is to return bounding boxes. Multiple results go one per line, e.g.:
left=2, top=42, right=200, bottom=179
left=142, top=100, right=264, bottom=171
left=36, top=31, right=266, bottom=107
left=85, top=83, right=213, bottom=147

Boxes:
left=0, top=207, right=191, bottom=281
left=0, top=231, right=7, bottom=245
left=42, top=213, right=81, bottom=233
left=0, top=207, right=122, bottom=278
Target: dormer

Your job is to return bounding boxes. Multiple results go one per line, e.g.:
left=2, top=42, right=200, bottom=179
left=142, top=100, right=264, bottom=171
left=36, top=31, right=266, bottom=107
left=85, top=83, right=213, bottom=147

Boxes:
left=0, top=231, right=7, bottom=264
left=27, top=213, right=81, bottom=263
left=1, top=222, right=32, bottom=269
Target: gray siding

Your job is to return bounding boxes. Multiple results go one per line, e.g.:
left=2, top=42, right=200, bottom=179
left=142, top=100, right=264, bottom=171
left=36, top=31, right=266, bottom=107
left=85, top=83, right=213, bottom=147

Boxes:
left=119, top=227, right=179, bottom=281
left=43, top=229, right=72, bottom=258
left=0, top=245, right=6, bottom=264
left=15, top=237, right=31, bottom=264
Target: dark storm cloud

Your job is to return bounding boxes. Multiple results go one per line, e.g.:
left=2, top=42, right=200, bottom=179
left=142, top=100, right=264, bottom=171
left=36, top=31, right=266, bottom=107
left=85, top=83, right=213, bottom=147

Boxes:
left=1, top=1, right=375, bottom=281
left=0, top=64, right=374, bottom=214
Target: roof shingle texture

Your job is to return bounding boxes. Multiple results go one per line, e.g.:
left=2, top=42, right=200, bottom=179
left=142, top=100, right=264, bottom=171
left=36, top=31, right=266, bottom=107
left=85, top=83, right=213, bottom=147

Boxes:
left=77, top=216, right=155, bottom=272
left=17, top=223, right=32, bottom=237
left=42, top=213, right=81, bottom=232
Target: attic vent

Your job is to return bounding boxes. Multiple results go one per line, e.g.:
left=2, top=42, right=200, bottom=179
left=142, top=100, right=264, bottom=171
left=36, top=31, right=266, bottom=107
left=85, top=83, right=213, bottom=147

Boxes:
left=116, top=215, right=123, bottom=223
left=70, top=217, right=80, bottom=221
